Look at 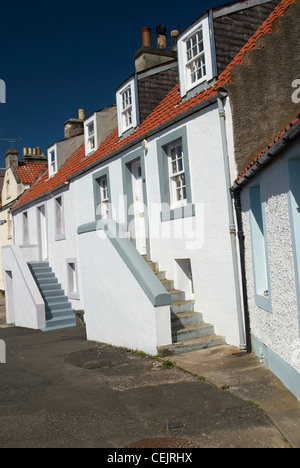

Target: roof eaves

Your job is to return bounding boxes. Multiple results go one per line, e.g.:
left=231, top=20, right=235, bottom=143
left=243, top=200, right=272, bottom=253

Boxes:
left=67, top=92, right=223, bottom=183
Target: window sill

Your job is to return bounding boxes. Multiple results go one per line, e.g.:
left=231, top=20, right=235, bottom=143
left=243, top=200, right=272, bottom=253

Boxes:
left=55, top=234, right=66, bottom=241
left=255, top=293, right=272, bottom=313
left=68, top=292, right=80, bottom=300
left=161, top=203, right=195, bottom=222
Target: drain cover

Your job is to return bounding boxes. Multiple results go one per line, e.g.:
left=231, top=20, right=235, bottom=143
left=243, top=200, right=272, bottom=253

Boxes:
left=125, top=437, right=200, bottom=448
left=168, top=421, right=185, bottom=430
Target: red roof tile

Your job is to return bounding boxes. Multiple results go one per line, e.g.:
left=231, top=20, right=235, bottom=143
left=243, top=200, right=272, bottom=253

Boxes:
left=16, top=162, right=47, bottom=185
left=12, top=0, right=296, bottom=211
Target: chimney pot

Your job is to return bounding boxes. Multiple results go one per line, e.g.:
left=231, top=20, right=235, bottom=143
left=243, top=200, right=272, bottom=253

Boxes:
left=171, top=30, right=179, bottom=51
left=36, top=147, right=41, bottom=155
left=141, top=27, right=151, bottom=47
left=32, top=148, right=36, bottom=156
left=78, top=108, right=85, bottom=120
left=28, top=147, right=32, bottom=155
left=23, top=147, right=27, bottom=156
left=156, top=25, right=167, bottom=49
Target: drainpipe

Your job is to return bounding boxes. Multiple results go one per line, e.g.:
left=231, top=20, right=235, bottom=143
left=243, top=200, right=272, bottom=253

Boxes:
left=217, top=94, right=246, bottom=350
left=232, top=188, right=251, bottom=353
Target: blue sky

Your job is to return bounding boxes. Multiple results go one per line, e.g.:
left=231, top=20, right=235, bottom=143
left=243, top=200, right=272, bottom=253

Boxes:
left=0, top=0, right=232, bottom=167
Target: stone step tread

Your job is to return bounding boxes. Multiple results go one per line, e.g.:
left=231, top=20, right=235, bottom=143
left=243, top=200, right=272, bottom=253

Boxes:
left=171, top=311, right=202, bottom=320
left=158, top=335, right=226, bottom=356
left=172, top=322, right=213, bottom=333
left=171, top=299, right=195, bottom=306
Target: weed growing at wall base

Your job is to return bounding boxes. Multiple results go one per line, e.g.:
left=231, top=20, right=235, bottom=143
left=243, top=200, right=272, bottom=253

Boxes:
left=0, top=339, right=6, bottom=363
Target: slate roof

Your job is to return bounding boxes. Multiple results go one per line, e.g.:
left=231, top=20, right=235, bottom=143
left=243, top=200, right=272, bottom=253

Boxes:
left=12, top=0, right=296, bottom=212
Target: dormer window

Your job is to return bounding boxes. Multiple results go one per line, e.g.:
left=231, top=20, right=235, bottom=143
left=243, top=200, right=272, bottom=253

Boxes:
left=177, top=14, right=213, bottom=97
left=116, top=77, right=138, bottom=137
left=122, top=87, right=132, bottom=129
left=186, top=28, right=206, bottom=86
left=87, top=122, right=95, bottom=153
left=48, top=145, right=57, bottom=177
left=84, top=115, right=97, bottom=156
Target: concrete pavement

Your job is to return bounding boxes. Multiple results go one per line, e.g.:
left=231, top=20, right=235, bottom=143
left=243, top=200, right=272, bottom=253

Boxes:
left=0, top=297, right=299, bottom=448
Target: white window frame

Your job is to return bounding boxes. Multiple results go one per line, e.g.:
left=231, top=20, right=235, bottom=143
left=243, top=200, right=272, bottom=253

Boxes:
left=98, top=175, right=110, bottom=220
left=177, top=13, right=213, bottom=97
left=23, top=211, right=29, bottom=245
left=168, top=140, right=187, bottom=208
left=48, top=145, right=57, bottom=177
left=116, top=77, right=138, bottom=137
left=66, top=258, right=79, bottom=300
left=84, top=115, right=98, bottom=156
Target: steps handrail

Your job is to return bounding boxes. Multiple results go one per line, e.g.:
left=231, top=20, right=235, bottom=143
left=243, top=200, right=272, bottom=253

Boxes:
left=78, top=219, right=172, bottom=307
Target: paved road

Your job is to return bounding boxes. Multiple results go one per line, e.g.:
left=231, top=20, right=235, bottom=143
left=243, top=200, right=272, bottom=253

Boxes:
left=0, top=324, right=293, bottom=449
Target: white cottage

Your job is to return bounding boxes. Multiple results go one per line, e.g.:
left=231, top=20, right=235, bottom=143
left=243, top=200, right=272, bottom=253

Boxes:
left=3, top=0, right=283, bottom=356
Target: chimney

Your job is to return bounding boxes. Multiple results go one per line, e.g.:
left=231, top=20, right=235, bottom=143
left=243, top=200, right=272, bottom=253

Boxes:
left=5, top=148, right=19, bottom=170
left=141, top=27, right=151, bottom=47
left=134, top=24, right=177, bottom=73
left=78, top=108, right=85, bottom=120
left=156, top=25, right=167, bottom=49
left=171, top=30, right=179, bottom=51
left=63, top=108, right=85, bottom=139
left=22, top=147, right=47, bottom=164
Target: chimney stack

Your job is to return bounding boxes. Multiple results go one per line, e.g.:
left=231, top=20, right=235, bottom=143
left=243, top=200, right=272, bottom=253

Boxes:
left=22, top=147, right=47, bottom=164
left=5, top=148, right=19, bottom=170
left=141, top=27, right=151, bottom=47
left=135, top=24, right=177, bottom=73
left=63, top=108, right=85, bottom=139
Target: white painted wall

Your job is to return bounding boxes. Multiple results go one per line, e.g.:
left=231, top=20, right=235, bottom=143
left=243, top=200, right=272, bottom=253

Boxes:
left=78, top=228, right=171, bottom=355
left=241, top=143, right=300, bottom=378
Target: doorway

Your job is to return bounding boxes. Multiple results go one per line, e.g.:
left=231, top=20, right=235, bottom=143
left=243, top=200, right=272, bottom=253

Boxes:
left=130, top=160, right=147, bottom=255
left=37, top=205, right=48, bottom=260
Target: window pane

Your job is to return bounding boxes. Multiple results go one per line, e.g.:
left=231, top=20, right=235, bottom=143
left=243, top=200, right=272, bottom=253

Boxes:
left=88, top=123, right=94, bottom=137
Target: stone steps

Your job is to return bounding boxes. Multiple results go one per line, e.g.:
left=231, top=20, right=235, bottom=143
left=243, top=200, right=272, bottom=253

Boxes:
left=28, top=262, right=76, bottom=331
left=142, top=256, right=226, bottom=356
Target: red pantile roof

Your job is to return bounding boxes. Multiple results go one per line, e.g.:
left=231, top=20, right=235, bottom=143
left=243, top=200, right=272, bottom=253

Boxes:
left=12, top=0, right=296, bottom=211
left=16, top=162, right=47, bottom=185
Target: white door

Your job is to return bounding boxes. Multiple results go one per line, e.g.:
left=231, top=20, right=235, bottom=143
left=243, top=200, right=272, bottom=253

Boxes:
left=38, top=205, right=48, bottom=260
left=131, top=160, right=147, bottom=255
